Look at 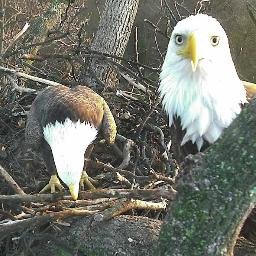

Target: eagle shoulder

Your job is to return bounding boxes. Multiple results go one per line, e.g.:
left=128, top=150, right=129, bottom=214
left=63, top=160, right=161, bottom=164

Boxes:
left=26, top=84, right=116, bottom=145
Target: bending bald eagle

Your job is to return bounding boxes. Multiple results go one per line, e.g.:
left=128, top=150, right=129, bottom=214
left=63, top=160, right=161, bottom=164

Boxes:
left=25, top=85, right=116, bottom=200
left=159, top=14, right=249, bottom=152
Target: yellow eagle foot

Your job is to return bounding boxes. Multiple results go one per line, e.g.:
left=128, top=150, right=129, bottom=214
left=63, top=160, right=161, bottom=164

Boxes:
left=80, top=171, right=97, bottom=190
left=39, top=174, right=64, bottom=193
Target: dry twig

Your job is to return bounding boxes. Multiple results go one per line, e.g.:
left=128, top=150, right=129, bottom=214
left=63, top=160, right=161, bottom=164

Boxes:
left=2, top=22, right=30, bottom=58
left=0, top=188, right=176, bottom=204
left=0, top=193, right=62, bottom=203
left=0, top=66, right=62, bottom=87
left=118, top=137, right=134, bottom=169
left=79, top=188, right=176, bottom=201
left=0, top=164, right=26, bottom=195
left=95, top=198, right=167, bottom=221
left=0, top=208, right=97, bottom=238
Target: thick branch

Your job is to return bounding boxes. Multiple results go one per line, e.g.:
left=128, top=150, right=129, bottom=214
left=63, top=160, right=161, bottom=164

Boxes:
left=0, top=164, right=25, bottom=195
left=157, top=99, right=256, bottom=255
left=0, top=188, right=176, bottom=204
left=0, top=208, right=97, bottom=238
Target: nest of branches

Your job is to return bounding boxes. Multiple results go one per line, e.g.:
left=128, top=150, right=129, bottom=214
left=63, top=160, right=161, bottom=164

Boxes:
left=0, top=0, right=255, bottom=255
left=0, top=1, right=183, bottom=254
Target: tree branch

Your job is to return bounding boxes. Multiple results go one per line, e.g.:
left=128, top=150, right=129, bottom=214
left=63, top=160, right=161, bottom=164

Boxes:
left=0, top=164, right=26, bottom=195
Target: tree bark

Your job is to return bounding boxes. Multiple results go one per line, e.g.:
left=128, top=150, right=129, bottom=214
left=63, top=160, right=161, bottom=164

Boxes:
left=20, top=0, right=68, bottom=72
left=210, top=0, right=256, bottom=82
left=82, top=0, right=140, bottom=89
left=156, top=99, right=256, bottom=256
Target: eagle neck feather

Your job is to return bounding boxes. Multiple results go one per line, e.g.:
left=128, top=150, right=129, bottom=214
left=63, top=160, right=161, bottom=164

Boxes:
left=159, top=60, right=247, bottom=150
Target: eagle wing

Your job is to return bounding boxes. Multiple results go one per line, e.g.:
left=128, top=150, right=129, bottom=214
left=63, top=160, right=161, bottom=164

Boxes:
left=38, top=85, right=105, bottom=128
left=102, top=100, right=116, bottom=144
left=25, top=85, right=116, bottom=147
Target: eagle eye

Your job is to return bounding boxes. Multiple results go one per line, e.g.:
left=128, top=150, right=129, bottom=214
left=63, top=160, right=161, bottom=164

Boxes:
left=175, top=34, right=184, bottom=45
left=211, top=36, right=220, bottom=46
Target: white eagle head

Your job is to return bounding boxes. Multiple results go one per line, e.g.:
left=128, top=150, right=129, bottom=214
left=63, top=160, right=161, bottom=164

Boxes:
left=43, top=118, right=98, bottom=200
left=159, top=14, right=246, bottom=151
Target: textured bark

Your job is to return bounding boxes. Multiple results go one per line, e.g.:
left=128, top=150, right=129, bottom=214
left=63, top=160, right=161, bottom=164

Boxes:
left=83, top=0, right=139, bottom=89
left=21, top=0, right=68, bottom=72
left=156, top=99, right=256, bottom=256
left=210, top=0, right=256, bottom=82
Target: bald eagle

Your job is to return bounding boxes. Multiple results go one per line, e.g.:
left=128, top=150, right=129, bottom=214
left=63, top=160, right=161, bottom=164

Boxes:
left=25, top=85, right=116, bottom=200
left=159, top=14, right=248, bottom=152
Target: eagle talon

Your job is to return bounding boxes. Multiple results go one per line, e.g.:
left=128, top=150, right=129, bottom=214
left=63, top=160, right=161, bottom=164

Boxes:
left=39, top=174, right=64, bottom=194
left=80, top=171, right=97, bottom=190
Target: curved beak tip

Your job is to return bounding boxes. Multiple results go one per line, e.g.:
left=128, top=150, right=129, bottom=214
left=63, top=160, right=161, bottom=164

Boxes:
left=69, top=184, right=79, bottom=201
left=71, top=192, right=78, bottom=201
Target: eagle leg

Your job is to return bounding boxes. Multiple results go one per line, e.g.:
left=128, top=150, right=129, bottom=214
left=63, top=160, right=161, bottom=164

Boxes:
left=79, top=171, right=97, bottom=190
left=39, top=174, right=64, bottom=193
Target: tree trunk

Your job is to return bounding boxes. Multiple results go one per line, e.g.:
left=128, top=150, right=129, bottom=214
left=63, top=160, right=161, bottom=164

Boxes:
left=209, top=0, right=256, bottom=82
left=156, top=99, right=256, bottom=255
left=20, top=0, right=68, bottom=72
left=82, top=0, right=140, bottom=90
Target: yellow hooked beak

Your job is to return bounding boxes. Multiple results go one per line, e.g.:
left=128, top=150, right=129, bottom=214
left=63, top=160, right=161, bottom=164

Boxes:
left=178, top=32, right=198, bottom=72
left=69, top=184, right=78, bottom=200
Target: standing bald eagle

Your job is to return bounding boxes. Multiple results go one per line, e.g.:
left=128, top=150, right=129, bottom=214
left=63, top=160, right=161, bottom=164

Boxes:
left=25, top=85, right=116, bottom=200
left=159, top=14, right=247, bottom=152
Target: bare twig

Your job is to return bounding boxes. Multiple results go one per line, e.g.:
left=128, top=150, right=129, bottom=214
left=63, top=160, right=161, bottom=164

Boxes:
left=116, top=172, right=132, bottom=187
left=0, top=188, right=176, bottom=204
left=2, top=22, right=30, bottom=58
left=120, top=72, right=147, bottom=92
left=137, top=98, right=161, bottom=136
left=0, top=193, right=62, bottom=203
left=0, top=164, right=26, bottom=195
left=118, top=137, right=134, bottom=169
left=0, top=66, right=62, bottom=87
left=58, top=198, right=117, bottom=208
left=0, top=208, right=97, bottom=238
left=7, top=75, right=36, bottom=93
left=163, top=0, right=178, bottom=23
left=146, top=124, right=176, bottom=174
left=134, top=26, right=143, bottom=78
left=95, top=198, right=167, bottom=221
left=4, top=33, right=68, bottom=58
left=79, top=188, right=176, bottom=201
left=86, top=159, right=150, bottom=185
left=150, top=170, right=174, bottom=185
left=153, top=25, right=164, bottom=61
left=21, top=53, right=72, bottom=61
left=116, top=90, right=139, bottom=101
left=81, top=49, right=160, bottom=72
left=144, top=19, right=167, bottom=37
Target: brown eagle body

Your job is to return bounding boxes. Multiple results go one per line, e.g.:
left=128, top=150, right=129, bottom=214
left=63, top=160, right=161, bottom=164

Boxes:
left=25, top=85, right=116, bottom=199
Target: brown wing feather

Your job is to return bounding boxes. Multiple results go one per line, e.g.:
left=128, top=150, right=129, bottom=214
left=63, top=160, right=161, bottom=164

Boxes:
left=102, top=100, right=117, bottom=144
left=25, top=85, right=116, bottom=147
left=31, top=85, right=105, bottom=128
